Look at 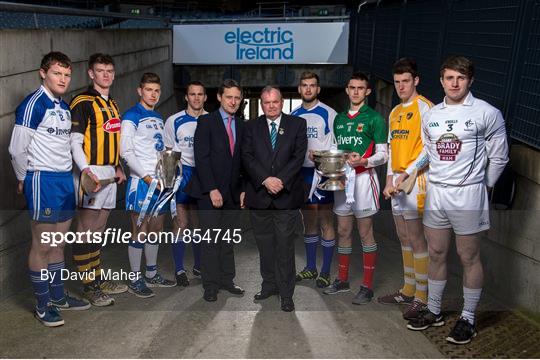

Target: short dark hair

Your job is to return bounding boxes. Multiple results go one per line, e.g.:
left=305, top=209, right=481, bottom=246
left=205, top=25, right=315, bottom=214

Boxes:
left=139, top=72, right=161, bottom=87
left=88, top=53, right=114, bottom=69
left=40, top=51, right=71, bottom=72
left=186, top=80, right=206, bottom=94
left=218, top=79, right=242, bottom=97
left=393, top=57, right=418, bottom=78
left=440, top=56, right=474, bottom=79
left=348, top=72, right=371, bottom=89
left=299, top=71, right=320, bottom=86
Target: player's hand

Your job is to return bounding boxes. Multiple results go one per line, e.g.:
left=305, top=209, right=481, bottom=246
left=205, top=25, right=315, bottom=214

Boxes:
left=394, top=172, right=409, bottom=193
left=143, top=175, right=161, bottom=191
left=115, top=165, right=127, bottom=184
left=17, top=181, right=24, bottom=194
left=240, top=192, right=246, bottom=209
left=347, top=152, right=367, bottom=168
left=83, top=168, right=101, bottom=193
left=382, top=183, right=396, bottom=199
left=308, top=150, right=314, bottom=161
left=210, top=189, right=223, bottom=208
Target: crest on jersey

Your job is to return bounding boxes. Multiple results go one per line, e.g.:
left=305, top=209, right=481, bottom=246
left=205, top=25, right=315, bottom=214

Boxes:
left=436, top=133, right=462, bottom=161
left=44, top=208, right=52, bottom=217
left=356, top=123, right=364, bottom=133
left=406, top=112, right=413, bottom=120
left=103, top=118, right=121, bottom=133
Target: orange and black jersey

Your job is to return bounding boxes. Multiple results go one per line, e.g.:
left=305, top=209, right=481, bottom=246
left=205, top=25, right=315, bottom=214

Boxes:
left=70, top=87, right=121, bottom=166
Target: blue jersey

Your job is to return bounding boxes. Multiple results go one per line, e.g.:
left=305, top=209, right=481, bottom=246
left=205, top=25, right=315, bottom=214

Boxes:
left=163, top=110, right=207, bottom=167
left=12, top=86, right=72, bottom=173
left=120, top=103, right=164, bottom=178
left=291, top=101, right=337, bottom=167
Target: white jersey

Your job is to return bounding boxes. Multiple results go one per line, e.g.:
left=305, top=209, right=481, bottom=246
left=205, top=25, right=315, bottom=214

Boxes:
left=9, top=85, right=72, bottom=180
left=163, top=109, right=207, bottom=167
left=291, top=101, right=337, bottom=167
left=120, top=103, right=164, bottom=178
left=423, top=92, right=508, bottom=187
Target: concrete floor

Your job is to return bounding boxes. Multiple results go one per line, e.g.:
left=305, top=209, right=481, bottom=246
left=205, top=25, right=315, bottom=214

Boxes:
left=0, top=213, right=448, bottom=358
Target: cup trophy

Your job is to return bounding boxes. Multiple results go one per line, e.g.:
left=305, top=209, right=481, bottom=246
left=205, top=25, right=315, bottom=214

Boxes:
left=312, top=150, right=350, bottom=191
left=156, top=150, right=182, bottom=189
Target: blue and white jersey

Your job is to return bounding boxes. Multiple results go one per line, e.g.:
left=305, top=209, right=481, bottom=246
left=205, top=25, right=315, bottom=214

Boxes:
left=9, top=85, right=72, bottom=180
left=291, top=101, right=337, bottom=167
left=120, top=103, right=164, bottom=179
left=163, top=110, right=207, bottom=167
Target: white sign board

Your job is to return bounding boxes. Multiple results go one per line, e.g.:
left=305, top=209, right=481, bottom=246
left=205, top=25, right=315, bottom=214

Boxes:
left=173, top=22, right=349, bottom=64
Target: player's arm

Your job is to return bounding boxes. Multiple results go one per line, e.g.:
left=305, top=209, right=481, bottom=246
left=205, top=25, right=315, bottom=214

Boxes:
left=328, top=109, right=338, bottom=150
left=404, top=104, right=432, bottom=175
left=163, top=113, right=176, bottom=150
left=365, top=114, right=389, bottom=168
left=69, top=96, right=92, bottom=172
left=484, top=109, right=509, bottom=188
left=119, top=118, right=149, bottom=180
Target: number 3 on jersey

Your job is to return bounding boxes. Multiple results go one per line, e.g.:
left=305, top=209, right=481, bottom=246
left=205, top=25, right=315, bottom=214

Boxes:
left=154, top=133, right=164, bottom=151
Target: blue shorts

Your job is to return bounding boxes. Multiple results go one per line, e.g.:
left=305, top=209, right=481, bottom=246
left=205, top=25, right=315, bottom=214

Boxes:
left=126, top=177, right=170, bottom=214
left=175, top=165, right=196, bottom=205
left=24, top=171, right=75, bottom=223
left=301, top=167, right=334, bottom=205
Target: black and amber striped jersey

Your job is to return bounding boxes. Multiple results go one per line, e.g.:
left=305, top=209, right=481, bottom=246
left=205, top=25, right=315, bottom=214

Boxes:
left=70, top=87, right=121, bottom=166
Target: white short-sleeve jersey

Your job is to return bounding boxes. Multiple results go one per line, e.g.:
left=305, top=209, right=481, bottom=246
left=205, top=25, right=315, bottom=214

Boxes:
left=423, top=92, right=508, bottom=186
left=291, top=101, right=337, bottom=167
left=163, top=110, right=207, bottom=167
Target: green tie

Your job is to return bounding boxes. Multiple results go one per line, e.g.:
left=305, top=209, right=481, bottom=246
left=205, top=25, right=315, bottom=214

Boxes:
left=270, top=121, right=277, bottom=150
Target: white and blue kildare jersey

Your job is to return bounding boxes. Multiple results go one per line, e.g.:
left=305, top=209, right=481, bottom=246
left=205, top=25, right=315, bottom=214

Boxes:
left=120, top=103, right=165, bottom=179
left=163, top=110, right=207, bottom=167
left=291, top=101, right=337, bottom=167
left=9, top=85, right=72, bottom=180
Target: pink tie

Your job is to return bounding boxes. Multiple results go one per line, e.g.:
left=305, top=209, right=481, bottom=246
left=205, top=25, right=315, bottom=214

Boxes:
left=226, top=116, right=235, bottom=155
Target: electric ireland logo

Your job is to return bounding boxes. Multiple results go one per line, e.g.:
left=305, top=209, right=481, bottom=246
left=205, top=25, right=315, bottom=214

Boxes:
left=224, top=27, right=294, bottom=60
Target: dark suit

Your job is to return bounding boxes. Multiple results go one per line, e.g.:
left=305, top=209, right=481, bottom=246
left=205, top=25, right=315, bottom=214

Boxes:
left=185, top=109, right=244, bottom=291
left=242, top=113, right=307, bottom=298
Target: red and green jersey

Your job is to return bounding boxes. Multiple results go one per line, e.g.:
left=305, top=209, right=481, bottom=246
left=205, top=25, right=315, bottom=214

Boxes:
left=334, top=104, right=387, bottom=172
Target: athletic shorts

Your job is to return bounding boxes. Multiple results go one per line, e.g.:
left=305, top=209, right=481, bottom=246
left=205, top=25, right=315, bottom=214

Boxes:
left=75, top=165, right=117, bottom=210
left=302, top=166, right=334, bottom=205
left=423, top=182, right=490, bottom=235
left=391, top=170, right=427, bottom=220
left=24, top=171, right=75, bottom=223
left=334, top=169, right=380, bottom=219
left=175, top=165, right=196, bottom=205
left=126, top=176, right=169, bottom=214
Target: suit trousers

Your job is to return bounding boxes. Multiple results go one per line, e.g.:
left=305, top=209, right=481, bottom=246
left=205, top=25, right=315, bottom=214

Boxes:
left=250, top=208, right=300, bottom=298
left=197, top=197, right=239, bottom=291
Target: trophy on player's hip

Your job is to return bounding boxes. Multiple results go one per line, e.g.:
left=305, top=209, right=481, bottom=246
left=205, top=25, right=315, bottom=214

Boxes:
left=312, top=149, right=350, bottom=191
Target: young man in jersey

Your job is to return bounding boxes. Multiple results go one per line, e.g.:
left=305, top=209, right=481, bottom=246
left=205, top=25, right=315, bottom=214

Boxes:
left=70, top=53, right=128, bottom=306
left=120, top=73, right=176, bottom=298
left=163, top=81, right=207, bottom=286
left=407, top=56, right=508, bottom=345
left=378, top=58, right=433, bottom=320
left=9, top=52, right=90, bottom=327
left=323, top=72, right=388, bottom=305
left=291, top=71, right=337, bottom=288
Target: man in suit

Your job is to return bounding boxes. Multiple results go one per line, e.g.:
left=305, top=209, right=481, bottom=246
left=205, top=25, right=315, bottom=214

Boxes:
left=242, top=86, right=307, bottom=312
left=185, top=79, right=245, bottom=302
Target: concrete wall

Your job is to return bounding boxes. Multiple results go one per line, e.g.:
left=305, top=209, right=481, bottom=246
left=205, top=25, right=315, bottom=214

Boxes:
left=0, top=29, right=176, bottom=299
left=373, top=79, right=540, bottom=314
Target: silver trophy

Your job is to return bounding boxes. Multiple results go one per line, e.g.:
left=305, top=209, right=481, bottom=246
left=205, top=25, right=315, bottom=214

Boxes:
left=156, top=150, right=182, bottom=189
left=313, top=150, right=350, bottom=191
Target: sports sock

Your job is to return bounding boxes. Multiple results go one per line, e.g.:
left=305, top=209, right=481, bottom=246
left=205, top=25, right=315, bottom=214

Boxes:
left=362, top=244, right=377, bottom=289
left=30, top=270, right=50, bottom=311
left=401, top=245, right=415, bottom=297
left=48, top=261, right=65, bottom=301
left=172, top=235, right=186, bottom=274
left=427, top=278, right=447, bottom=315
left=304, top=234, right=319, bottom=271
left=461, top=287, right=482, bottom=324
left=320, top=237, right=335, bottom=275
left=144, top=243, right=159, bottom=278
left=128, top=240, right=144, bottom=282
left=337, top=246, right=352, bottom=282
left=72, top=243, right=97, bottom=289
left=413, top=251, right=429, bottom=303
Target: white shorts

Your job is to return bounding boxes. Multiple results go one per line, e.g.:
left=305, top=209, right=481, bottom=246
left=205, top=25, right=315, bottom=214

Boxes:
left=334, top=169, right=380, bottom=219
left=391, top=170, right=428, bottom=220
left=423, top=182, right=489, bottom=235
left=74, top=165, right=117, bottom=210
